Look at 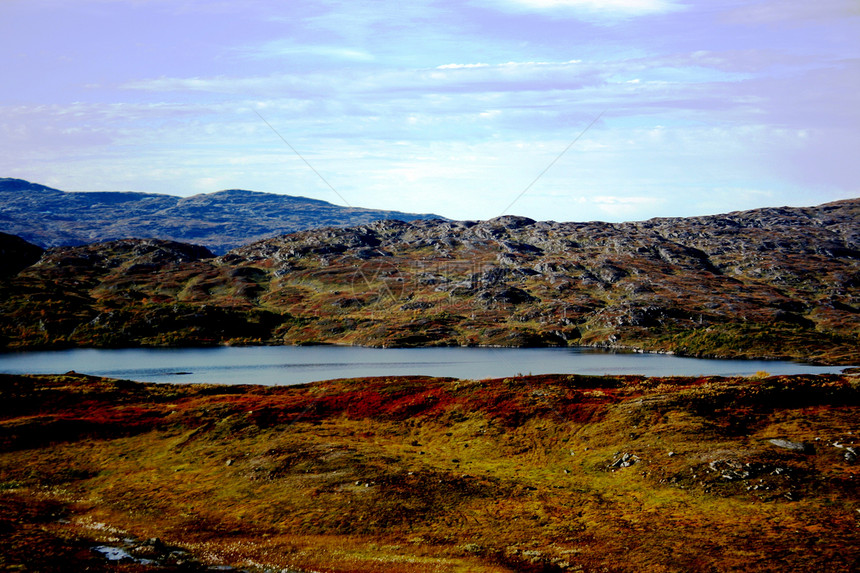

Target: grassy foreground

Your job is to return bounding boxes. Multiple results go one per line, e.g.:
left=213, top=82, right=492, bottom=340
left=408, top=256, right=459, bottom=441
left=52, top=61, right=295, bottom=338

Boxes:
left=1, top=372, right=858, bottom=572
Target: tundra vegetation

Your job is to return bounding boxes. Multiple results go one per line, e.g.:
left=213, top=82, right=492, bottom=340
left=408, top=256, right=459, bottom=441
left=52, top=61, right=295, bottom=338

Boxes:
left=0, top=372, right=858, bottom=572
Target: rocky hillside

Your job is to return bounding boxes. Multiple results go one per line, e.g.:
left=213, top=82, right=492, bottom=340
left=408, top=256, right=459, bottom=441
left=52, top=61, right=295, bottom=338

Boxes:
left=1, top=198, right=858, bottom=364
left=0, top=178, right=443, bottom=254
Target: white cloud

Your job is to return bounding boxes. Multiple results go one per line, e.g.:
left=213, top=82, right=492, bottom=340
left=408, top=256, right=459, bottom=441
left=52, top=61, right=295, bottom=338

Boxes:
left=724, top=0, right=860, bottom=25
left=437, top=60, right=581, bottom=70
left=508, top=0, right=670, bottom=9
left=120, top=74, right=340, bottom=98
left=485, top=0, right=681, bottom=19
left=437, top=63, right=491, bottom=70
left=593, top=195, right=660, bottom=205
left=589, top=195, right=663, bottom=218
left=3, top=98, right=852, bottom=223
left=239, top=41, right=375, bottom=62
left=121, top=58, right=598, bottom=100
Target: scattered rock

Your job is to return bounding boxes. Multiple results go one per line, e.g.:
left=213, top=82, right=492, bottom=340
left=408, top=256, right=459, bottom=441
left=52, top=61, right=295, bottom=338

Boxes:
left=609, top=452, right=640, bottom=469
left=709, top=459, right=750, bottom=480
left=768, top=438, right=814, bottom=454
left=478, top=287, right=537, bottom=306
left=130, top=537, right=166, bottom=559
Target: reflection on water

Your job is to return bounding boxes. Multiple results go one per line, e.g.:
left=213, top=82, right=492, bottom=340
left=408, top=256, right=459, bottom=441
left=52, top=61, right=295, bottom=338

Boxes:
left=0, top=346, right=851, bottom=385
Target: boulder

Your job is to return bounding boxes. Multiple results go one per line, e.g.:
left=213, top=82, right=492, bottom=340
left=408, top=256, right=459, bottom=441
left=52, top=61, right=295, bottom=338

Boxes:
left=768, top=438, right=814, bottom=454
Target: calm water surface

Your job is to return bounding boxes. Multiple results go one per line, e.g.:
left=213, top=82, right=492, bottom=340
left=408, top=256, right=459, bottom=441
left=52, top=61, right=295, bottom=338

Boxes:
left=0, top=346, right=851, bottom=385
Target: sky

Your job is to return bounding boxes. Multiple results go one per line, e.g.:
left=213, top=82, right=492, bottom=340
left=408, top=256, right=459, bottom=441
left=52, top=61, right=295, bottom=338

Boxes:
left=1, top=0, right=858, bottom=222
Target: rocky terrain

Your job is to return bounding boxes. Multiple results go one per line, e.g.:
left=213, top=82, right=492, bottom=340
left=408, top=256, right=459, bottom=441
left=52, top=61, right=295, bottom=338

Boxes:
left=0, top=178, right=443, bottom=254
left=0, top=372, right=857, bottom=572
left=1, top=197, right=858, bottom=364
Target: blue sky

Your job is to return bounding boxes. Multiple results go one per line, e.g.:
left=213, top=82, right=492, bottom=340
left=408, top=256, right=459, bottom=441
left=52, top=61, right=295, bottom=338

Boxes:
left=2, top=0, right=858, bottom=222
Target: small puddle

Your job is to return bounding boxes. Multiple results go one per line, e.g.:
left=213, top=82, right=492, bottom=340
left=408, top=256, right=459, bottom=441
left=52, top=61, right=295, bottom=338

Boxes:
left=92, top=545, right=136, bottom=562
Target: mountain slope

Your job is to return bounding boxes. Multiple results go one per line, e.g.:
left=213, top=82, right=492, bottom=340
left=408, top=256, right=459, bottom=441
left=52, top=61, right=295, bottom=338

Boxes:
left=1, top=198, right=857, bottom=363
left=0, top=178, right=444, bottom=254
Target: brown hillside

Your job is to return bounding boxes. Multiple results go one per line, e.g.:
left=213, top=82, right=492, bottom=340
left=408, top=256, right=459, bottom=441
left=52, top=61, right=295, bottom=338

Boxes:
left=1, top=199, right=858, bottom=364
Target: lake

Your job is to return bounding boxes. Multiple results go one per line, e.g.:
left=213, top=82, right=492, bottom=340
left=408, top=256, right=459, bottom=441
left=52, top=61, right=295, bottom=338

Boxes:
left=0, top=346, right=851, bottom=385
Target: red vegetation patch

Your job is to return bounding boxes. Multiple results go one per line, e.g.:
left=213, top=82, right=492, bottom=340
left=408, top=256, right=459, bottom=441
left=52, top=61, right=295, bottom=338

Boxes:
left=231, top=378, right=462, bottom=425
left=204, top=375, right=645, bottom=428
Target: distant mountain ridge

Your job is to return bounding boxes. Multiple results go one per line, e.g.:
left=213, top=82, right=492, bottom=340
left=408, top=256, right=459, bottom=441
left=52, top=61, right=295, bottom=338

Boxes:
left=0, top=178, right=444, bottom=254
